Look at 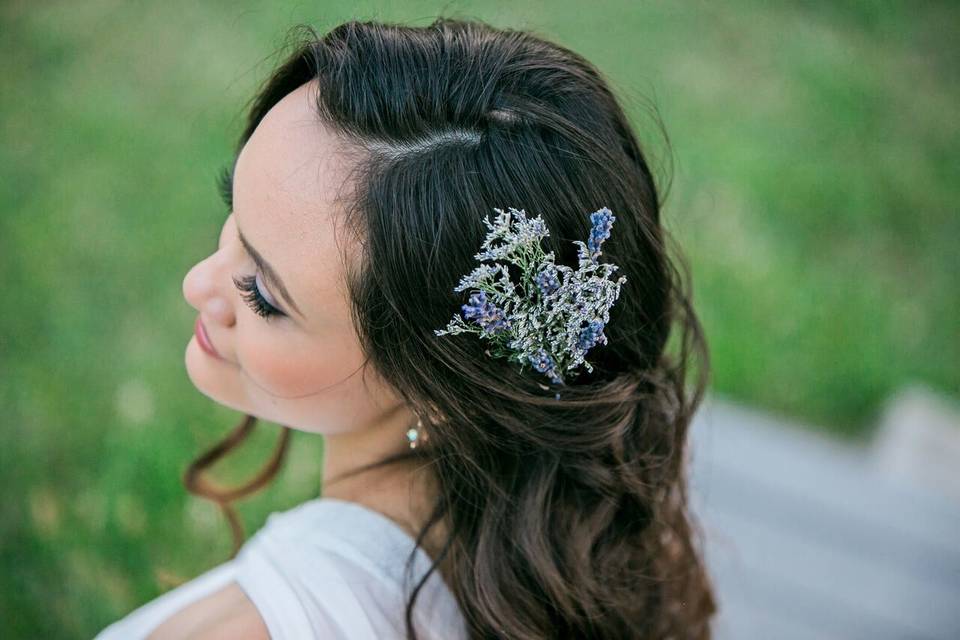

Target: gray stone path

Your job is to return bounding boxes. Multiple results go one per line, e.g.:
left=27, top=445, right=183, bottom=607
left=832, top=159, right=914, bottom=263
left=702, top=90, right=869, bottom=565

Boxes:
left=688, top=393, right=960, bottom=640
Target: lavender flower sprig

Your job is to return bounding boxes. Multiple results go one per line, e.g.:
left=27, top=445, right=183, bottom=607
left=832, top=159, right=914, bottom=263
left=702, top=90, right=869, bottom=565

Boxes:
left=434, top=206, right=627, bottom=386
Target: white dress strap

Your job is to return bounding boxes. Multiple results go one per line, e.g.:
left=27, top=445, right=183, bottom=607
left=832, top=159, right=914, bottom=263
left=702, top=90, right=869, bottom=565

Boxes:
left=94, top=497, right=467, bottom=640
left=233, top=497, right=463, bottom=639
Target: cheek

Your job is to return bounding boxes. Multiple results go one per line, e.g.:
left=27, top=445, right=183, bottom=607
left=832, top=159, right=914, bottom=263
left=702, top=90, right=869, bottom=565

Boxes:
left=239, top=328, right=365, bottom=398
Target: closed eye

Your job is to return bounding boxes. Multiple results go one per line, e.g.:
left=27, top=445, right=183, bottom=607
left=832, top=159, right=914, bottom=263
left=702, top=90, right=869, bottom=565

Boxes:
left=233, top=273, right=285, bottom=321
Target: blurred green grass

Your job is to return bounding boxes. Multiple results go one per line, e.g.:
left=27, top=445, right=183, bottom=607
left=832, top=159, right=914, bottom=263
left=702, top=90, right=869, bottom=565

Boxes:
left=0, top=1, right=957, bottom=637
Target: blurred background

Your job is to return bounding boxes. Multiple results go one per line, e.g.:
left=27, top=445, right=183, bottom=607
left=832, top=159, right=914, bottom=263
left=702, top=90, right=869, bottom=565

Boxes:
left=1, top=1, right=957, bottom=638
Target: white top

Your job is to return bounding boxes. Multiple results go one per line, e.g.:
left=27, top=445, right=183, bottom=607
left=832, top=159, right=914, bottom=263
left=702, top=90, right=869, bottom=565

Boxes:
left=94, top=497, right=467, bottom=639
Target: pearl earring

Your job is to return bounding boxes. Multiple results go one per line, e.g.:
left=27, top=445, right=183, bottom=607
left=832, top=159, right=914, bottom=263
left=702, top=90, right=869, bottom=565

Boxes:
left=406, top=417, right=424, bottom=449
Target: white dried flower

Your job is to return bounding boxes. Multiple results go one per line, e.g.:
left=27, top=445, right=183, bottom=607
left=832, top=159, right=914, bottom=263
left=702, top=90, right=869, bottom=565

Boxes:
left=434, top=206, right=627, bottom=387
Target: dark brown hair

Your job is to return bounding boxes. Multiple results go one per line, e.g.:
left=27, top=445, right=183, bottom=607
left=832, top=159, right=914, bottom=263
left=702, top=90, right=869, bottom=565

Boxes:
left=181, top=16, right=717, bottom=639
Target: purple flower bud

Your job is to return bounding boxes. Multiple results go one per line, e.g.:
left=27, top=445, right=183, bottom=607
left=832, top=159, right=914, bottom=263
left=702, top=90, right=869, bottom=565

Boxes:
left=534, top=265, right=560, bottom=296
left=577, top=320, right=607, bottom=352
left=529, top=348, right=563, bottom=385
left=462, top=290, right=510, bottom=334
left=587, top=207, right=615, bottom=259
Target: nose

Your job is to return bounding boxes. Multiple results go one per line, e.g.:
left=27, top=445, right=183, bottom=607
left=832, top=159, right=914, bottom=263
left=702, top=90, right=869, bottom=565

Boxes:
left=182, top=253, right=235, bottom=327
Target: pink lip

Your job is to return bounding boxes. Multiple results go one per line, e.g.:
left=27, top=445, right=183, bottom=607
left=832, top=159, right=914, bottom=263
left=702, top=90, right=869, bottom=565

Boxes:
left=194, top=317, right=223, bottom=360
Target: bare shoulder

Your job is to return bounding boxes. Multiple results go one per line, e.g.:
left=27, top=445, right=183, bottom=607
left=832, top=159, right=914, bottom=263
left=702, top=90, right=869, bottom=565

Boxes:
left=146, top=580, right=270, bottom=640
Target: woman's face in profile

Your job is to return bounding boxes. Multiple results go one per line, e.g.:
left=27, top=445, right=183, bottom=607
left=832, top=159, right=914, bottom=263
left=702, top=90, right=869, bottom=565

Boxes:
left=181, top=79, right=404, bottom=435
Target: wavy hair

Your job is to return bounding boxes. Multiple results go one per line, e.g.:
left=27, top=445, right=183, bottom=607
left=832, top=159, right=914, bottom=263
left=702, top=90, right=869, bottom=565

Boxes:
left=180, top=16, right=717, bottom=639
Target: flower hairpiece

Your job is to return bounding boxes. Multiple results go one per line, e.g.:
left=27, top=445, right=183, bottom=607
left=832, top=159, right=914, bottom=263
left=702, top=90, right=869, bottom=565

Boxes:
left=434, top=206, right=627, bottom=389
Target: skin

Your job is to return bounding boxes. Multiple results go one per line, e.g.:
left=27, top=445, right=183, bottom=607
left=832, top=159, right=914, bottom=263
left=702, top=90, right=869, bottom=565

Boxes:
left=163, top=78, right=443, bottom=639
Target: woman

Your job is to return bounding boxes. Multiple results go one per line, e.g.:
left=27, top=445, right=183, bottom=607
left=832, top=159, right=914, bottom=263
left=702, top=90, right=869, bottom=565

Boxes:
left=96, top=16, right=717, bottom=640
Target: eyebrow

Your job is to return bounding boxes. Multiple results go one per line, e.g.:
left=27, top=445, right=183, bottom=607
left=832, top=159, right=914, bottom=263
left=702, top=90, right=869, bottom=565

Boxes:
left=219, top=159, right=305, bottom=320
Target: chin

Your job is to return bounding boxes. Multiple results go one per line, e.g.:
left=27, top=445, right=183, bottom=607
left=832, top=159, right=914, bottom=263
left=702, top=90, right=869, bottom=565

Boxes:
left=184, top=340, right=243, bottom=411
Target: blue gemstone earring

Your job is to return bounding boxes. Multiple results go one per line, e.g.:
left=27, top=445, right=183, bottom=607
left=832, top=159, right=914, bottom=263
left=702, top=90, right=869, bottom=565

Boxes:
left=406, top=417, right=424, bottom=449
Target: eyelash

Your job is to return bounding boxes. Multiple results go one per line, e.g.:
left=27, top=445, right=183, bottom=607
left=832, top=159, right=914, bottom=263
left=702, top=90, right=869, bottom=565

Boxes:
left=217, top=163, right=283, bottom=322
left=217, top=164, right=233, bottom=210
left=232, top=274, right=284, bottom=321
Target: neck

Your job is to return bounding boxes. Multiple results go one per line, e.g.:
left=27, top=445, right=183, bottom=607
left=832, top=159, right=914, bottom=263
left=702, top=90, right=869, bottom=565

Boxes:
left=320, top=407, right=451, bottom=583
left=320, top=404, right=435, bottom=533
left=321, top=402, right=416, bottom=493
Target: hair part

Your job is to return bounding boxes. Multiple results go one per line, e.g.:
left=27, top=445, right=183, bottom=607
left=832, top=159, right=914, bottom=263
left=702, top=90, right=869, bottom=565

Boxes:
left=182, top=16, right=717, bottom=639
